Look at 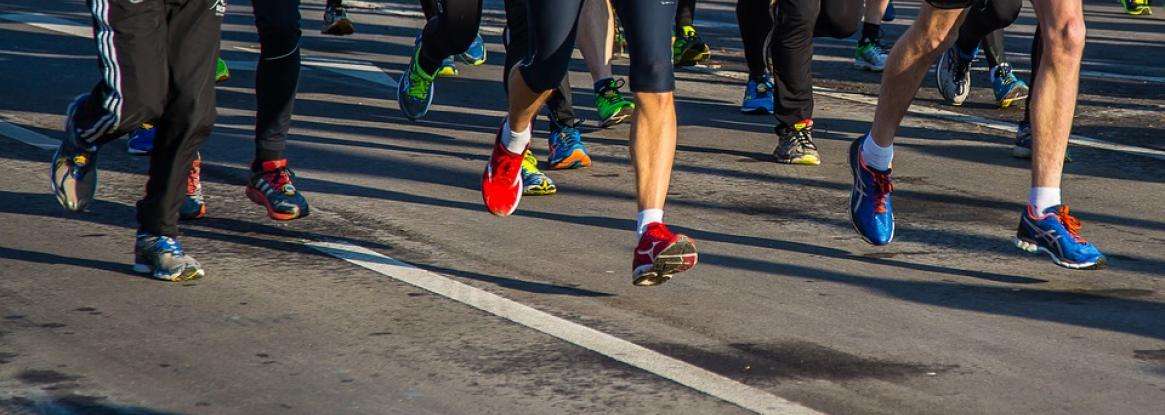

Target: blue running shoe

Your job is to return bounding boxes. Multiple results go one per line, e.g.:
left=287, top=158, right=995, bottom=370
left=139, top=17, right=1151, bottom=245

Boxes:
left=741, top=75, right=774, bottom=114
left=134, top=233, right=205, bottom=281
left=1014, top=204, right=1106, bottom=269
left=459, top=33, right=487, bottom=66
left=51, top=94, right=100, bottom=212
left=547, top=123, right=591, bottom=170
left=848, top=136, right=894, bottom=245
left=991, top=63, right=1029, bottom=109
left=126, top=123, right=155, bottom=155
left=398, top=38, right=436, bottom=121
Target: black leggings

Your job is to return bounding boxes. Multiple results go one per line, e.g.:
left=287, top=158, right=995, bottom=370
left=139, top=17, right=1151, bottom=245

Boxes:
left=737, top=0, right=773, bottom=79
left=518, top=0, right=676, bottom=93
left=252, top=0, right=302, bottom=165
left=771, top=0, right=861, bottom=127
left=503, top=0, right=577, bottom=126
left=416, top=0, right=483, bottom=74
left=953, top=0, right=1021, bottom=68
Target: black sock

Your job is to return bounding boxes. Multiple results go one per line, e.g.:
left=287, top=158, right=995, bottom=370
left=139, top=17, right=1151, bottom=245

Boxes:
left=860, top=23, right=881, bottom=44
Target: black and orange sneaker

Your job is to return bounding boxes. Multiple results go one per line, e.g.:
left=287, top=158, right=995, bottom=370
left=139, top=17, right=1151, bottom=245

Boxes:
left=179, top=154, right=206, bottom=220
left=245, top=159, right=309, bottom=221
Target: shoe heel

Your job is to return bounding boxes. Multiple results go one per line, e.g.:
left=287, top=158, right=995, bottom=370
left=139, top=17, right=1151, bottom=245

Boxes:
left=1013, top=237, right=1039, bottom=253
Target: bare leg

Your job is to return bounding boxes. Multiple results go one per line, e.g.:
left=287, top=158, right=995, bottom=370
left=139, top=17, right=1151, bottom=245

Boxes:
left=577, top=0, right=615, bottom=83
left=507, top=69, right=553, bottom=132
left=869, top=4, right=965, bottom=147
left=1028, top=0, right=1084, bottom=189
left=631, top=92, right=677, bottom=211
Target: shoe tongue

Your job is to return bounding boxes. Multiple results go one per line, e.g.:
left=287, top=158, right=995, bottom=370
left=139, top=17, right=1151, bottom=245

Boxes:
left=260, top=159, right=288, bottom=172
left=793, top=119, right=813, bottom=131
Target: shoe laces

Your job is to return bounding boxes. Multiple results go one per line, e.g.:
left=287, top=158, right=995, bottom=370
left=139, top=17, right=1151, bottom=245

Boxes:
left=1056, top=205, right=1087, bottom=243
left=554, top=126, right=582, bottom=149
left=869, top=169, right=894, bottom=214
left=994, top=64, right=1016, bottom=86
left=599, top=79, right=628, bottom=103
left=186, top=158, right=202, bottom=196
left=783, top=126, right=816, bottom=151
left=407, top=60, right=433, bottom=99
left=261, top=167, right=296, bottom=195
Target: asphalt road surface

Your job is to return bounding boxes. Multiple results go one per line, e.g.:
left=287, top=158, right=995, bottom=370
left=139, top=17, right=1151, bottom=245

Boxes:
left=1, top=0, right=1163, bottom=414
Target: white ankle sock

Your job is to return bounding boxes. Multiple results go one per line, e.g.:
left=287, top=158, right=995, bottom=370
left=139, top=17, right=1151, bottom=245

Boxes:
left=636, top=209, right=664, bottom=236
left=861, top=133, right=893, bottom=171
left=502, top=119, right=531, bottom=154
left=1029, top=187, right=1061, bottom=215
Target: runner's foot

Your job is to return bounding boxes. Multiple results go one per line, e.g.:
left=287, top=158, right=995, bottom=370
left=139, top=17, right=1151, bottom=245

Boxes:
left=180, top=154, right=206, bottom=220
left=632, top=223, right=698, bottom=286
left=51, top=94, right=100, bottom=212
left=594, top=78, right=635, bottom=128
left=773, top=119, right=821, bottom=165
left=741, top=74, right=774, bottom=114
left=547, top=123, right=591, bottom=170
left=245, top=159, right=310, bottom=221
left=936, top=48, right=972, bottom=106
left=848, top=137, right=895, bottom=245
left=521, top=150, right=556, bottom=196
left=482, top=127, right=526, bottom=216
left=322, top=4, right=356, bottom=35
left=134, top=233, right=205, bottom=281
left=1014, top=204, right=1106, bottom=269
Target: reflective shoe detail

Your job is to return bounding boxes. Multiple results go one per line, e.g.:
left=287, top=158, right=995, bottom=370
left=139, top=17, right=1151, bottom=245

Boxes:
left=936, top=48, right=972, bottom=106
left=51, top=94, right=99, bottom=212
left=126, top=123, right=155, bottom=156
left=595, top=78, right=635, bottom=127
left=179, top=154, right=206, bottom=220
left=848, top=137, right=895, bottom=245
left=436, top=56, right=459, bottom=77
left=245, top=159, right=310, bottom=221
left=547, top=124, right=591, bottom=170
left=632, top=223, right=698, bottom=286
left=672, top=25, right=711, bottom=67
left=482, top=127, right=526, bottom=216
left=133, top=234, right=204, bottom=281
left=773, top=119, right=821, bottom=165
left=458, top=33, right=487, bottom=65
left=322, top=5, right=356, bottom=35
left=1014, top=205, right=1106, bottom=269
left=854, top=39, right=888, bottom=72
left=991, top=63, right=1029, bottom=108
left=1120, top=0, right=1152, bottom=15
left=216, top=57, right=230, bottom=83
left=520, top=150, right=556, bottom=196
left=741, top=75, right=774, bottom=114
left=1011, top=121, right=1073, bottom=162
left=398, top=40, right=436, bottom=121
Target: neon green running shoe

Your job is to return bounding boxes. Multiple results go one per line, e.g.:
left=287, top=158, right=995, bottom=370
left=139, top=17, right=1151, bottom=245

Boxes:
left=672, top=25, right=710, bottom=67
left=521, top=150, right=556, bottom=196
left=1120, top=0, right=1152, bottom=15
left=216, top=57, right=230, bottom=83
left=398, top=38, right=437, bottom=121
left=594, top=78, right=635, bottom=128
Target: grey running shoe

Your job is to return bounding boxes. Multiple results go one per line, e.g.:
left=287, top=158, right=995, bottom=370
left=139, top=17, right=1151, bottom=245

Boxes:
left=773, top=119, right=821, bottom=165
left=936, top=48, right=972, bottom=106
left=134, top=233, right=205, bottom=281
left=51, top=94, right=100, bottom=212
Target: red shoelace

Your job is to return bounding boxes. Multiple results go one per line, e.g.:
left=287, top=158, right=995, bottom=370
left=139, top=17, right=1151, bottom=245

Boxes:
left=1057, top=204, right=1086, bottom=242
left=186, top=158, right=202, bottom=196
left=870, top=169, right=894, bottom=214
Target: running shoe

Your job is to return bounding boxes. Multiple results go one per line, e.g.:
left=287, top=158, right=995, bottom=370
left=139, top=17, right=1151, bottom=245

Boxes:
left=521, top=150, right=556, bottom=196
left=436, top=56, right=459, bottom=77
left=322, top=4, right=356, bottom=35
left=51, top=94, right=99, bottom=212
left=134, top=233, right=204, bottom=281
left=672, top=25, right=711, bottom=67
left=848, top=136, right=895, bottom=245
left=245, top=159, right=310, bottom=221
left=595, top=78, right=635, bottom=127
left=216, top=57, right=230, bottom=83
left=398, top=39, right=436, bottom=121
left=458, top=33, right=487, bottom=66
left=632, top=222, right=698, bottom=287
left=883, top=0, right=896, bottom=21
left=990, top=63, right=1029, bottom=108
left=1120, top=0, right=1152, bottom=15
left=1011, top=121, right=1073, bottom=162
left=482, top=127, right=526, bottom=216
left=547, top=123, right=591, bottom=169
left=180, top=154, right=206, bottom=220
left=741, top=75, right=774, bottom=114
left=936, top=48, right=972, bottom=106
left=854, top=38, right=888, bottom=72
left=1014, top=204, right=1106, bottom=269
left=126, top=123, right=155, bottom=155
left=773, top=119, right=821, bottom=165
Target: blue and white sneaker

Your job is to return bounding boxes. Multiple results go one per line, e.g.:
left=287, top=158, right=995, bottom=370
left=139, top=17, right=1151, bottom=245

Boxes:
left=741, top=75, right=774, bottom=114
left=547, top=123, right=591, bottom=170
left=398, top=37, right=436, bottom=121
left=990, top=63, right=1029, bottom=109
left=848, top=136, right=895, bottom=245
left=459, top=33, right=487, bottom=66
left=126, top=123, right=155, bottom=155
left=1014, top=204, right=1106, bottom=269
left=133, top=233, right=205, bottom=281
left=51, top=94, right=100, bottom=212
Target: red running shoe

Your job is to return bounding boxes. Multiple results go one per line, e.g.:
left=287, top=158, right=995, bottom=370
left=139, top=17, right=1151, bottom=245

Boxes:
left=481, top=128, right=527, bottom=216
left=632, top=223, right=698, bottom=286
left=245, top=159, right=310, bottom=221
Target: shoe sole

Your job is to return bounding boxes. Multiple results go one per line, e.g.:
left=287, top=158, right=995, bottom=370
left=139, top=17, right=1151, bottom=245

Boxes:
left=1013, top=237, right=1106, bottom=270
left=740, top=106, right=772, bottom=115
left=632, top=236, right=698, bottom=287
left=523, top=186, right=557, bottom=196
left=133, top=263, right=205, bottom=281
left=322, top=19, right=355, bottom=36
left=998, top=90, right=1029, bottom=109
left=853, top=62, right=884, bottom=72
left=436, top=67, right=459, bottom=77
left=246, top=187, right=307, bottom=221
left=773, top=154, right=821, bottom=166
left=600, top=112, right=632, bottom=128
left=675, top=48, right=711, bottom=67
left=550, top=150, right=591, bottom=170
left=848, top=139, right=894, bottom=246
left=180, top=204, right=207, bottom=220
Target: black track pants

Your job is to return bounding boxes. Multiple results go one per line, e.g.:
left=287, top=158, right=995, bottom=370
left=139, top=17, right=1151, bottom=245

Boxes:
left=770, top=0, right=861, bottom=128
left=417, top=0, right=483, bottom=74
left=502, top=0, right=577, bottom=127
left=737, top=0, right=773, bottom=79
left=954, top=0, right=1021, bottom=68
left=71, top=0, right=222, bottom=237
left=251, top=0, right=301, bottom=166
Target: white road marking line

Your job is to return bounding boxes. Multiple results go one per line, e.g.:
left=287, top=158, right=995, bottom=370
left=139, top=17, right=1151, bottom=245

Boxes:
left=0, top=119, right=58, bottom=150
left=232, top=46, right=398, bottom=88
left=308, top=241, right=823, bottom=415
left=0, top=12, right=91, bottom=38
left=683, top=65, right=1165, bottom=161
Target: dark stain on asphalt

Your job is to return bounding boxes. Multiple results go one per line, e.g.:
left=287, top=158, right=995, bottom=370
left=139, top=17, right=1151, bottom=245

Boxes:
left=0, top=352, right=18, bottom=364
left=78, top=234, right=107, bottom=238
left=407, top=292, right=427, bottom=297
left=1134, top=349, right=1165, bottom=362
left=860, top=251, right=935, bottom=259
left=256, top=353, right=270, bottom=358
left=39, top=322, right=66, bottom=329
left=1078, top=288, right=1155, bottom=299
left=647, top=341, right=957, bottom=384
left=368, top=332, right=393, bottom=336
left=16, top=369, right=81, bottom=384
left=4, top=315, right=25, bottom=320
left=73, top=307, right=97, bottom=312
